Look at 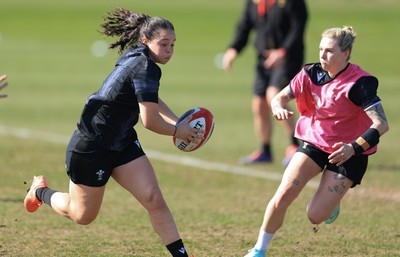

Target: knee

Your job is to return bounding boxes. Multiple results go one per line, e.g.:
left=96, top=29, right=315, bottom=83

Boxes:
left=143, top=188, right=168, bottom=212
left=307, top=205, right=329, bottom=225
left=74, top=216, right=96, bottom=225
left=71, top=212, right=98, bottom=225
left=307, top=209, right=322, bottom=225
left=270, top=189, right=299, bottom=210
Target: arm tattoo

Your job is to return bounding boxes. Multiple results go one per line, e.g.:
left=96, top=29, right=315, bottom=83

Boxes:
left=280, top=85, right=294, bottom=104
left=272, top=85, right=294, bottom=110
left=365, top=103, right=388, bottom=129
left=284, top=86, right=294, bottom=101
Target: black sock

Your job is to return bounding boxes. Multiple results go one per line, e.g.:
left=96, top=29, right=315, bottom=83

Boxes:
left=35, top=187, right=57, bottom=207
left=166, top=239, right=189, bottom=257
left=262, top=144, right=271, bottom=155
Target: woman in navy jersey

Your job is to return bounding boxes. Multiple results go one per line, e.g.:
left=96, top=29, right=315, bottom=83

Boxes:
left=244, top=26, right=389, bottom=257
left=24, top=8, right=199, bottom=257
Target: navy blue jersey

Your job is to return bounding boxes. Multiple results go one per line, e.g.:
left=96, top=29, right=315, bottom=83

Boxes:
left=77, top=44, right=161, bottom=150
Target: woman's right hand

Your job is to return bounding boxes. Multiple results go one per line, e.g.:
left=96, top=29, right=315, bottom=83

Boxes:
left=272, top=106, right=294, bottom=120
left=175, top=115, right=204, bottom=144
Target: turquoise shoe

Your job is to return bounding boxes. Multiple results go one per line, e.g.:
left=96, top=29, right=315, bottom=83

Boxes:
left=325, top=204, right=340, bottom=224
left=244, top=248, right=266, bottom=257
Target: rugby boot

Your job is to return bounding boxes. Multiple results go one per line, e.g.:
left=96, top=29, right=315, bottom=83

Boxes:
left=24, top=175, right=48, bottom=213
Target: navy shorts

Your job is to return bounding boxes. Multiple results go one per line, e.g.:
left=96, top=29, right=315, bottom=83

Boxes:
left=253, top=55, right=302, bottom=96
left=297, top=141, right=369, bottom=188
left=65, top=130, right=145, bottom=187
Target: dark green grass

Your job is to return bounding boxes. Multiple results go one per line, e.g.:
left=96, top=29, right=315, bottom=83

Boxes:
left=0, top=0, right=400, bottom=256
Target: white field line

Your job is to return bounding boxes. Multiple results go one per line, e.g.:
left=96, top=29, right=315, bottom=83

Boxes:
left=0, top=124, right=398, bottom=203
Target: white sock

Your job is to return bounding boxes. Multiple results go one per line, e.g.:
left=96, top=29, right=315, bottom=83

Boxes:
left=254, top=230, right=274, bottom=251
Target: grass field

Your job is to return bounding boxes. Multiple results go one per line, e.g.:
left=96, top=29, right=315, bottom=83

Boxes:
left=1, top=0, right=400, bottom=256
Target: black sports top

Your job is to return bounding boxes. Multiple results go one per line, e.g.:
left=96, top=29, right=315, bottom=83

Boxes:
left=229, top=0, right=307, bottom=62
left=77, top=44, right=160, bottom=150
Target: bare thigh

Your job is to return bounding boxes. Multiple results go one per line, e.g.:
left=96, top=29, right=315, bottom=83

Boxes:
left=112, top=155, right=164, bottom=209
left=51, top=181, right=105, bottom=225
left=262, top=153, right=322, bottom=232
left=112, top=155, right=181, bottom=244
left=307, top=169, right=353, bottom=222
left=274, top=152, right=322, bottom=205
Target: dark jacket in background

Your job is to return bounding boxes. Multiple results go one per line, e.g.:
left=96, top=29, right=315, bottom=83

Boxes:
left=229, top=0, right=308, bottom=63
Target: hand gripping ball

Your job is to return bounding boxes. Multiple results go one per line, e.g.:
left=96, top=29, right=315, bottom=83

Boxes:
left=173, top=107, right=215, bottom=152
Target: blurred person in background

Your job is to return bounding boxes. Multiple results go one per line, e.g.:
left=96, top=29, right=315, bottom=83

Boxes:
left=243, top=26, right=389, bottom=257
left=24, top=8, right=198, bottom=257
left=222, top=0, right=308, bottom=166
left=0, top=74, right=8, bottom=98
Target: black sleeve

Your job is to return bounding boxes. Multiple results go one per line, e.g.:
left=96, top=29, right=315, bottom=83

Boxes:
left=229, top=0, right=253, bottom=53
left=136, top=92, right=158, bottom=103
left=348, top=76, right=381, bottom=110
left=281, top=0, right=308, bottom=55
left=131, top=55, right=161, bottom=104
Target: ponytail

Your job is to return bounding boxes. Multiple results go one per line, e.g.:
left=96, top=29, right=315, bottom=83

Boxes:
left=99, top=7, right=174, bottom=54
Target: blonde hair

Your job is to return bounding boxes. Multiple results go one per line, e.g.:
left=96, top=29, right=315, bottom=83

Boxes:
left=322, top=26, right=357, bottom=60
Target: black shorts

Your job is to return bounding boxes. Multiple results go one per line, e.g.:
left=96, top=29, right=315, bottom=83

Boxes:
left=65, top=130, right=145, bottom=187
left=297, top=141, right=369, bottom=188
left=253, top=56, right=302, bottom=96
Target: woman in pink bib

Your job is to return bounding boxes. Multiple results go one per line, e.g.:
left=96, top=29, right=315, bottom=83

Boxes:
left=244, top=26, right=389, bottom=257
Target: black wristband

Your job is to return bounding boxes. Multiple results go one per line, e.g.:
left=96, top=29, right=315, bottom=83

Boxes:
left=351, top=141, right=364, bottom=155
left=351, top=128, right=380, bottom=154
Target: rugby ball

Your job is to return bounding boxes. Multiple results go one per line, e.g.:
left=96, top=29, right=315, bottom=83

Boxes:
left=173, top=107, right=215, bottom=152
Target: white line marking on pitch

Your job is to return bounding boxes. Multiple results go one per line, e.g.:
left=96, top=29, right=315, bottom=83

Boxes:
left=0, top=124, right=285, bottom=182
left=0, top=124, right=398, bottom=203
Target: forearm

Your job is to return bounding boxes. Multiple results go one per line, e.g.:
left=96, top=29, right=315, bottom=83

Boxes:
left=139, top=101, right=177, bottom=136
left=158, top=97, right=179, bottom=124
left=271, top=85, right=294, bottom=110
left=144, top=114, right=177, bottom=136
left=351, top=103, right=389, bottom=154
left=271, top=85, right=295, bottom=120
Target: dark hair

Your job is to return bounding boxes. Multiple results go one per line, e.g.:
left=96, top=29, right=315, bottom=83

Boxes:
left=100, top=7, right=175, bottom=54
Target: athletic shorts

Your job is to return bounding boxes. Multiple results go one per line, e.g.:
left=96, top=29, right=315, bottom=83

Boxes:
left=297, top=141, right=369, bottom=188
left=253, top=55, right=303, bottom=96
left=65, top=130, right=145, bottom=187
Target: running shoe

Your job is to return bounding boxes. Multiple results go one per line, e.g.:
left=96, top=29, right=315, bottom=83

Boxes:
left=244, top=248, right=266, bottom=257
left=24, top=175, right=48, bottom=213
left=281, top=144, right=298, bottom=166
left=325, top=204, right=340, bottom=224
left=240, top=151, right=272, bottom=164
